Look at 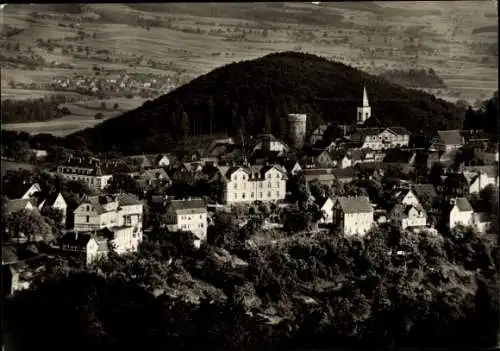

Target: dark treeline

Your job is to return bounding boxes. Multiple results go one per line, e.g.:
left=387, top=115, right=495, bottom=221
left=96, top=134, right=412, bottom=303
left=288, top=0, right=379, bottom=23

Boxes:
left=463, top=90, right=499, bottom=139
left=1, top=95, right=76, bottom=124
left=66, top=52, right=465, bottom=154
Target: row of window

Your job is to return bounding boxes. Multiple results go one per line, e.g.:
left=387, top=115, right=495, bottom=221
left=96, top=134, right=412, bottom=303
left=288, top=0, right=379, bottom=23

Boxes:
left=233, top=181, right=282, bottom=190
left=60, top=167, right=94, bottom=175
left=181, top=223, right=204, bottom=229
left=233, top=172, right=282, bottom=181
left=180, top=215, right=204, bottom=220
left=233, top=191, right=280, bottom=200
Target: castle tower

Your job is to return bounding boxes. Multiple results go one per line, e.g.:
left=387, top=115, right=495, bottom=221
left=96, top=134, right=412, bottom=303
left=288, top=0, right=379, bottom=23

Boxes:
left=287, top=113, right=307, bottom=149
left=356, top=86, right=371, bottom=125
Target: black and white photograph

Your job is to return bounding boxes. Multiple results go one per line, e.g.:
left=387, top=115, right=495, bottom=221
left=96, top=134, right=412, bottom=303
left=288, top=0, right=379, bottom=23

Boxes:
left=1, top=2, right=499, bottom=351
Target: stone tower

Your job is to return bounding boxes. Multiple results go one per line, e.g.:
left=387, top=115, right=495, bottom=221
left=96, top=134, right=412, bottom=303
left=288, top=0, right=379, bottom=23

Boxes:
left=356, top=86, right=371, bottom=125
left=287, top=113, right=307, bottom=149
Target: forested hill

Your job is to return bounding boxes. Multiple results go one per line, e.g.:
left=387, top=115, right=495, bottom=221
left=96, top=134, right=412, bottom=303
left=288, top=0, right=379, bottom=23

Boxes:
left=68, top=52, right=464, bottom=154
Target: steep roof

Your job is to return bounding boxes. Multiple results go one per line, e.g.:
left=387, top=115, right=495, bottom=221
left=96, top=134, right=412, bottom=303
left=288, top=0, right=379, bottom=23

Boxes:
left=42, top=192, right=66, bottom=208
left=335, top=196, right=373, bottom=214
left=453, top=197, right=473, bottom=212
left=82, top=195, right=116, bottom=214
left=437, top=130, right=463, bottom=145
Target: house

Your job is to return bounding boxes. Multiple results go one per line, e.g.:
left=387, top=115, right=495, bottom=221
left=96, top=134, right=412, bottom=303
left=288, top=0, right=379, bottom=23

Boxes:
left=331, top=167, right=357, bottom=184
left=60, top=232, right=108, bottom=266
left=382, top=149, right=420, bottom=175
left=31, top=149, right=48, bottom=159
left=462, top=165, right=498, bottom=193
left=429, top=130, right=464, bottom=153
left=300, top=149, right=335, bottom=168
left=5, top=198, right=36, bottom=216
left=250, top=134, right=290, bottom=154
left=38, top=192, right=67, bottom=224
left=165, top=198, right=208, bottom=247
left=332, top=196, right=374, bottom=236
left=350, top=127, right=410, bottom=150
left=57, top=156, right=134, bottom=190
left=302, top=168, right=336, bottom=185
left=317, top=197, right=335, bottom=224
left=439, top=173, right=469, bottom=199
left=136, top=168, right=171, bottom=188
left=447, top=197, right=474, bottom=230
left=309, top=124, right=331, bottom=145
left=72, top=193, right=143, bottom=253
left=390, top=204, right=427, bottom=230
left=411, top=183, right=439, bottom=212
left=217, top=164, right=287, bottom=205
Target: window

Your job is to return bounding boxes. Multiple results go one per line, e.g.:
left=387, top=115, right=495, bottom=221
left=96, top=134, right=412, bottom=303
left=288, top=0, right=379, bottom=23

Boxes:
left=234, top=183, right=237, bottom=189
left=242, top=175, right=246, bottom=180
left=200, top=215, right=202, bottom=219
left=251, top=192, right=254, bottom=198
left=86, top=216, right=89, bottom=223
left=234, top=193, right=237, bottom=199
left=259, top=183, right=263, bottom=188
left=277, top=191, right=280, bottom=197
left=358, top=112, right=362, bottom=120
left=267, top=192, right=271, bottom=197
left=259, top=192, right=263, bottom=198
left=242, top=193, right=246, bottom=199
left=268, top=183, right=271, bottom=188
left=276, top=182, right=279, bottom=187
left=234, top=175, right=237, bottom=181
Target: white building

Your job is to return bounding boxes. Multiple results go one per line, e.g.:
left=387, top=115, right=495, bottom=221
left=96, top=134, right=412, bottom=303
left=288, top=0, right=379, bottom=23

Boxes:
left=448, top=197, right=474, bottom=230
left=217, top=164, right=288, bottom=205
left=72, top=193, right=143, bottom=253
left=333, top=196, right=374, bottom=236
left=390, top=204, right=427, bottom=230
left=165, top=198, right=208, bottom=247
left=429, top=130, right=464, bottom=153
left=351, top=127, right=411, bottom=150
left=56, top=156, right=134, bottom=191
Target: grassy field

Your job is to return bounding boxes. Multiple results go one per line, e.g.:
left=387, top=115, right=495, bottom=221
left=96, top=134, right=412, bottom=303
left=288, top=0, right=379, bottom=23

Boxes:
left=0, top=1, right=497, bottom=136
left=1, top=97, right=145, bottom=136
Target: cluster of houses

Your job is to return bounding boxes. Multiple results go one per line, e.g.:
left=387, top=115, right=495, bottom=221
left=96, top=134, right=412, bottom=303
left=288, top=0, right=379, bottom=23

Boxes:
left=3, top=86, right=498, bottom=295
left=49, top=73, right=177, bottom=94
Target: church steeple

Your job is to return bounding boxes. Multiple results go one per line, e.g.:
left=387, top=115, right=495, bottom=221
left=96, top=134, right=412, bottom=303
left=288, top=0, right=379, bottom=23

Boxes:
left=362, top=86, right=369, bottom=107
left=356, top=85, right=372, bottom=125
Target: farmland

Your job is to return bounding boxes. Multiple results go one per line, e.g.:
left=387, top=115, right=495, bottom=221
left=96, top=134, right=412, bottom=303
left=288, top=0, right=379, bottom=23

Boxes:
left=0, top=1, right=497, bottom=135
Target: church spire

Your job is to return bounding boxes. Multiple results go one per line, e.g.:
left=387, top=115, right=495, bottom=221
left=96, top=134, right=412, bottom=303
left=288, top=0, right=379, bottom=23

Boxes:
left=362, top=86, right=369, bottom=107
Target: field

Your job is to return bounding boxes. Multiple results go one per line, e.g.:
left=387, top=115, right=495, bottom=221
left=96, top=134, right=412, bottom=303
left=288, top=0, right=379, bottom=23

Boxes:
left=1, top=97, right=145, bottom=136
left=0, top=1, right=497, bottom=136
left=1, top=158, right=37, bottom=177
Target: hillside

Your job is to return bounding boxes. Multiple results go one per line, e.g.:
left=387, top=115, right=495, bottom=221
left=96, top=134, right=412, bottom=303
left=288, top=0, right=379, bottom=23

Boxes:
left=68, top=52, right=464, bottom=154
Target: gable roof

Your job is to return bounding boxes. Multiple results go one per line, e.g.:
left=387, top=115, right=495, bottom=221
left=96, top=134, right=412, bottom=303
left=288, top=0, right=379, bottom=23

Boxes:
left=81, top=195, right=116, bottom=214
left=411, top=184, right=438, bottom=200
left=437, top=130, right=463, bottom=145
left=335, top=196, right=373, bottom=214
left=453, top=197, right=473, bottom=212
left=168, top=198, right=206, bottom=214
left=42, top=192, right=66, bottom=208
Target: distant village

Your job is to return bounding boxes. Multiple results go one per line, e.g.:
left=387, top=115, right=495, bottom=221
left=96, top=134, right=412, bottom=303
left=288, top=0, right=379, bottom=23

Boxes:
left=2, top=85, right=498, bottom=296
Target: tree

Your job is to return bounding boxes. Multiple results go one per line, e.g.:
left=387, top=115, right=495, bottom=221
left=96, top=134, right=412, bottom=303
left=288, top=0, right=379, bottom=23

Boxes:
left=180, top=111, right=189, bottom=139
left=94, top=112, right=104, bottom=120
left=100, top=101, right=107, bottom=109
left=7, top=209, right=53, bottom=242
left=40, top=207, right=64, bottom=237
left=113, top=102, right=119, bottom=109
left=105, top=173, right=144, bottom=198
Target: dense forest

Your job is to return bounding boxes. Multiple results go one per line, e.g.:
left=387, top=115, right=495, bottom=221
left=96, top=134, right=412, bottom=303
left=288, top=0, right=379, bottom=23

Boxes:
left=463, top=90, right=499, bottom=139
left=1, top=95, right=75, bottom=124
left=379, top=68, right=447, bottom=89
left=68, top=52, right=464, bottom=154
left=3, top=222, right=499, bottom=351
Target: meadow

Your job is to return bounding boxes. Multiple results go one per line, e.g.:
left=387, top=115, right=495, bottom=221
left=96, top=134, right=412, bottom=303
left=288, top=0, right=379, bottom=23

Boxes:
left=1, top=1, right=497, bottom=136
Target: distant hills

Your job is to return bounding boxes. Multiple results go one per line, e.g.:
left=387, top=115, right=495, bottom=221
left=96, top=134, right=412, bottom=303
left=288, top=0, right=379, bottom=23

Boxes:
left=68, top=52, right=464, bottom=154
